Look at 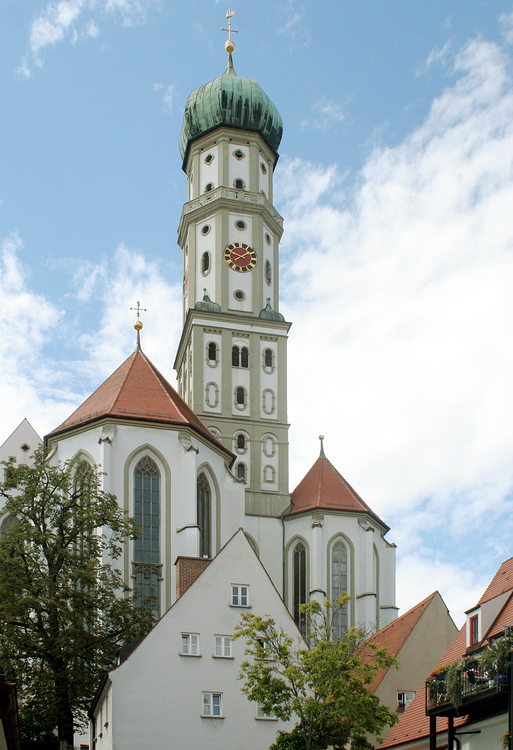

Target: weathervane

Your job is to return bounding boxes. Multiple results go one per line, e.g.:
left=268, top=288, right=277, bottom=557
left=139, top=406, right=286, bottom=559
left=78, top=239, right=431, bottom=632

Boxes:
left=222, top=7, right=238, bottom=55
left=130, top=301, right=147, bottom=350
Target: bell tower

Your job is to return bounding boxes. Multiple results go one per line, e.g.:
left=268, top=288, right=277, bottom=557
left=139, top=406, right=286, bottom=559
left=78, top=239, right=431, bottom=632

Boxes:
left=174, top=20, right=290, bottom=518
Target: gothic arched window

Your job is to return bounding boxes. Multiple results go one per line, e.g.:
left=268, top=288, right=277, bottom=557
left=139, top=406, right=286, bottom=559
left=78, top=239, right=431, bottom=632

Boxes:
left=133, top=457, right=161, bottom=615
left=197, top=473, right=211, bottom=559
left=293, top=541, right=307, bottom=636
left=331, top=539, right=348, bottom=640
left=74, top=460, right=93, bottom=560
left=0, top=515, right=17, bottom=541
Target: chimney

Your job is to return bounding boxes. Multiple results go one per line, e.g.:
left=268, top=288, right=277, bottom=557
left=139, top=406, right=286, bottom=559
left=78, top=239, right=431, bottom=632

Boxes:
left=175, top=556, right=211, bottom=599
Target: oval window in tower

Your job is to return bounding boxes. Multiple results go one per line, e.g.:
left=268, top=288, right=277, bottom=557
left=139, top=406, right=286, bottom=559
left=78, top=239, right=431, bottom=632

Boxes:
left=201, top=224, right=211, bottom=236
left=260, top=162, right=267, bottom=175
left=234, top=290, right=245, bottom=301
left=204, top=153, right=215, bottom=165
left=201, top=251, right=211, bottom=276
left=265, top=233, right=271, bottom=245
left=265, top=260, right=272, bottom=286
left=235, top=219, right=246, bottom=231
left=233, top=149, right=245, bottom=160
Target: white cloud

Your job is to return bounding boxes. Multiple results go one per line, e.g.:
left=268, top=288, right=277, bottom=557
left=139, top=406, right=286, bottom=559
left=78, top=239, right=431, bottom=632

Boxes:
left=500, top=10, right=513, bottom=45
left=302, top=96, right=346, bottom=130
left=416, top=39, right=452, bottom=76
left=279, top=0, right=310, bottom=47
left=154, top=82, right=178, bottom=115
left=21, top=0, right=160, bottom=73
left=278, top=36, right=513, bottom=616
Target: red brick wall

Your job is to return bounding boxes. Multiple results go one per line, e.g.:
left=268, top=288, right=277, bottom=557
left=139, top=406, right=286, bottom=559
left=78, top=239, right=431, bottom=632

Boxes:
left=175, top=557, right=211, bottom=599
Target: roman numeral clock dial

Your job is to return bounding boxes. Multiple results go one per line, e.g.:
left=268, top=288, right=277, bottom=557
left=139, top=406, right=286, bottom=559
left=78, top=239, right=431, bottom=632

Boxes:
left=224, top=242, right=258, bottom=272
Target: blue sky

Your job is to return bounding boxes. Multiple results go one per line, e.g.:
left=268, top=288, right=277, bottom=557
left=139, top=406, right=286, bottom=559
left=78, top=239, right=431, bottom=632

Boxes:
left=2, top=0, right=513, bottom=626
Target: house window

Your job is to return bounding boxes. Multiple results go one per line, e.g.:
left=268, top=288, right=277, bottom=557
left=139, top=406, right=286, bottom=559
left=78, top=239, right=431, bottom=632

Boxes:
left=397, top=691, right=415, bottom=711
left=197, top=473, right=211, bottom=558
left=293, top=541, right=307, bottom=636
left=256, top=704, right=276, bottom=720
left=470, top=615, right=479, bottom=646
left=202, top=693, right=222, bottom=717
left=181, top=633, right=200, bottom=655
left=231, top=584, right=249, bottom=606
left=331, top=539, right=348, bottom=640
left=214, top=636, right=232, bottom=657
left=133, top=457, right=161, bottom=615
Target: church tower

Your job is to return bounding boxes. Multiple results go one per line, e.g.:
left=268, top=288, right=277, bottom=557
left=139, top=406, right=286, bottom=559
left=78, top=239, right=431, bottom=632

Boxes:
left=174, top=29, right=290, bottom=519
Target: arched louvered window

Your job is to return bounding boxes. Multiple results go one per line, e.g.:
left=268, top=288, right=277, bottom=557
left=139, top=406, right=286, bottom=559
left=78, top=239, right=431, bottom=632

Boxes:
left=293, top=541, right=307, bottom=636
left=208, top=342, right=217, bottom=363
left=197, top=473, right=211, bottom=559
left=236, top=434, right=246, bottom=451
left=240, top=347, right=249, bottom=368
left=234, top=178, right=245, bottom=189
left=264, top=348, right=273, bottom=368
left=236, top=463, right=246, bottom=480
left=331, top=539, right=348, bottom=640
left=133, top=457, right=161, bottom=616
left=201, top=252, right=210, bottom=274
left=236, top=387, right=245, bottom=406
left=232, top=346, right=240, bottom=367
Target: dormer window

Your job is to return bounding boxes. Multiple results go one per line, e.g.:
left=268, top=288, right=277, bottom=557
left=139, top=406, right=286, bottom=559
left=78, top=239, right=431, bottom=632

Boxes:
left=470, top=615, right=479, bottom=646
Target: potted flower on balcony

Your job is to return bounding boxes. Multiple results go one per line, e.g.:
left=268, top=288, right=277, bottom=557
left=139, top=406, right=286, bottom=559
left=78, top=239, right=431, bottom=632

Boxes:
left=478, top=634, right=512, bottom=685
left=444, top=659, right=463, bottom=710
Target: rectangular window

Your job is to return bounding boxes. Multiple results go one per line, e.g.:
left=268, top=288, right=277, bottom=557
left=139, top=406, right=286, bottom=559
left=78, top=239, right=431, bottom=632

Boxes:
left=202, top=692, right=222, bottom=717
left=470, top=615, right=479, bottom=646
left=256, top=704, right=276, bottom=720
left=397, top=691, right=415, bottom=710
left=215, top=635, right=232, bottom=657
left=231, top=584, right=249, bottom=606
left=181, top=633, right=200, bottom=655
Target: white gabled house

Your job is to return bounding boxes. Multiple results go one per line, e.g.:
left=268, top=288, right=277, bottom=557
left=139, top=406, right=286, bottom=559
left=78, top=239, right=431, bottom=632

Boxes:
left=88, top=529, right=301, bottom=750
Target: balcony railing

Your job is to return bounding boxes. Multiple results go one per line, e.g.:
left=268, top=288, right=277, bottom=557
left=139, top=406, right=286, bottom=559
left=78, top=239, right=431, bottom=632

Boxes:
left=426, top=662, right=509, bottom=716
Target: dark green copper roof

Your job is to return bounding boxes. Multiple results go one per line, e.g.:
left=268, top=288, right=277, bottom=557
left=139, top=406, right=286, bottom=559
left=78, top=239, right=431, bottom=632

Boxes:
left=194, top=290, right=221, bottom=313
left=179, top=56, right=283, bottom=166
left=259, top=299, right=284, bottom=321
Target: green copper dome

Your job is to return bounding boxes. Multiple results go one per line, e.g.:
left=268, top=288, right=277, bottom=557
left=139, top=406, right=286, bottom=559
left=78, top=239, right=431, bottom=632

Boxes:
left=179, top=57, right=283, bottom=166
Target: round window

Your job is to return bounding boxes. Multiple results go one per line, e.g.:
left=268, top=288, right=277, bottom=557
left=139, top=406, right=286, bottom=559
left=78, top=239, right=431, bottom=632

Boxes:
left=235, top=220, right=246, bottom=231
left=234, top=290, right=245, bottom=301
left=265, top=233, right=271, bottom=245
left=201, top=224, right=211, bottom=236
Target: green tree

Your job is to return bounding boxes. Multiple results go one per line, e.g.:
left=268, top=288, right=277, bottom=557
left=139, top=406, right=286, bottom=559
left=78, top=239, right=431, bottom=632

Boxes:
left=233, top=596, right=398, bottom=750
left=0, top=448, right=154, bottom=750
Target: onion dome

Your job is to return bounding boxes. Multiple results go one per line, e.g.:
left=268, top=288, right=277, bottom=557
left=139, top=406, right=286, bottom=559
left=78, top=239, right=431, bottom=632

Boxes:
left=259, top=299, right=284, bottom=321
left=194, top=290, right=221, bottom=313
left=179, top=55, right=283, bottom=168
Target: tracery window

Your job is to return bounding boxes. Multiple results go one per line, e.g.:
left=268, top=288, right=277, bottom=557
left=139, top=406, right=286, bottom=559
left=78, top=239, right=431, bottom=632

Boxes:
left=197, top=473, right=211, bottom=559
left=74, top=460, right=93, bottom=561
left=0, top=515, right=17, bottom=541
left=293, top=541, right=307, bottom=636
left=331, top=539, right=348, bottom=640
left=132, top=457, right=161, bottom=616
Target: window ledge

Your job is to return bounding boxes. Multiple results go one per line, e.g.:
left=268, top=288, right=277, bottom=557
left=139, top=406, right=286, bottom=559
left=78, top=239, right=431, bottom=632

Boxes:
left=256, top=717, right=278, bottom=721
left=201, top=715, right=224, bottom=719
left=212, top=655, right=235, bottom=659
left=229, top=604, right=252, bottom=609
left=179, top=653, right=202, bottom=657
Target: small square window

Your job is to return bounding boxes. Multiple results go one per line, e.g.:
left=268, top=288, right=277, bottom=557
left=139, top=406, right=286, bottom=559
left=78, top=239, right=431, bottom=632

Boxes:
left=215, top=635, right=232, bottom=658
left=231, top=584, right=249, bottom=607
left=256, top=704, right=276, bottom=720
left=202, top=692, right=222, bottom=717
left=181, top=633, right=200, bottom=655
left=397, top=691, right=415, bottom=710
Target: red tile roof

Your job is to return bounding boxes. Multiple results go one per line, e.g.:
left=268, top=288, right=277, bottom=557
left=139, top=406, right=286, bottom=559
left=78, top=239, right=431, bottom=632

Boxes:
left=381, top=559, right=513, bottom=748
left=368, top=592, right=438, bottom=693
left=478, top=557, right=513, bottom=606
left=46, top=348, right=232, bottom=456
left=285, top=451, right=388, bottom=529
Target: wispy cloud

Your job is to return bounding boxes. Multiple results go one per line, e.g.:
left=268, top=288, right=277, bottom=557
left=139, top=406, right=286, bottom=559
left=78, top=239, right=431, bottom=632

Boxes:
left=19, top=0, right=160, bottom=75
left=301, top=96, right=346, bottom=130
left=278, top=0, right=310, bottom=47
left=278, top=36, right=513, bottom=624
left=500, top=10, right=513, bottom=45
left=153, top=82, right=178, bottom=114
left=416, top=39, right=452, bottom=76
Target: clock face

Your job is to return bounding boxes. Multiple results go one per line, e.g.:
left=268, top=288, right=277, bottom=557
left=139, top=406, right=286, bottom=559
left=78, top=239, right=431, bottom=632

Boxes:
left=224, top=242, right=257, bottom=272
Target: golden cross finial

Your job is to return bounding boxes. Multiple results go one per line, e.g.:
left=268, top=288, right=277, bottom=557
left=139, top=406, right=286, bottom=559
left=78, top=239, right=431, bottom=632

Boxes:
left=222, top=7, right=238, bottom=54
left=130, top=301, right=147, bottom=350
left=130, top=301, right=147, bottom=321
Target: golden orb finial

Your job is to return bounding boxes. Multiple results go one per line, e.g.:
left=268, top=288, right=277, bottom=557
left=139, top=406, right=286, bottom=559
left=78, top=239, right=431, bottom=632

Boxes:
left=222, top=7, right=238, bottom=57
left=130, top=301, right=147, bottom=350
